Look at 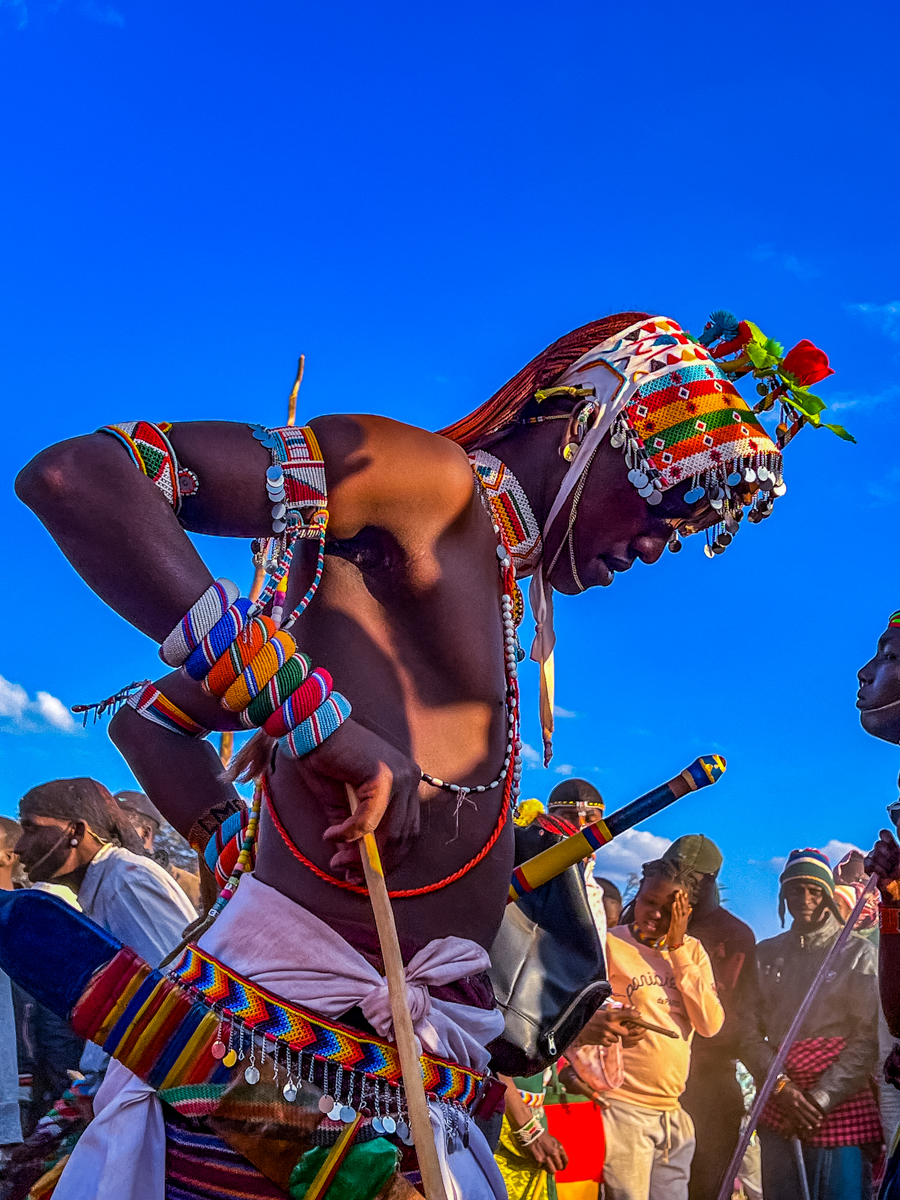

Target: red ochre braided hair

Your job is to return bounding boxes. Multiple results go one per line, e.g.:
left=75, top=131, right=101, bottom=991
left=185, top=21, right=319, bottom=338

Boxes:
left=438, top=312, right=649, bottom=450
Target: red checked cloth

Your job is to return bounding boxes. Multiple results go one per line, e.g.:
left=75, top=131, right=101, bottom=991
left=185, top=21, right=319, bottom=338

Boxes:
left=760, top=1036, right=882, bottom=1147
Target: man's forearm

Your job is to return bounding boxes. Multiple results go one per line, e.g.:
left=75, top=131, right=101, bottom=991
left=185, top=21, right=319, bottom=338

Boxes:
left=109, top=704, right=243, bottom=839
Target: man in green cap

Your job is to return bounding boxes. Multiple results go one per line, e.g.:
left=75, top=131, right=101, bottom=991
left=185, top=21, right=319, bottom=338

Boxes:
left=661, top=834, right=761, bottom=1200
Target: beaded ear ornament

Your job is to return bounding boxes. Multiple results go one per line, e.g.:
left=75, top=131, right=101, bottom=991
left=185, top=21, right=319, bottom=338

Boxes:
left=572, top=313, right=849, bottom=559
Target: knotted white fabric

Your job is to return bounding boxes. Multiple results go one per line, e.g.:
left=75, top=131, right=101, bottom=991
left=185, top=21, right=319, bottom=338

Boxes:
left=53, top=873, right=506, bottom=1200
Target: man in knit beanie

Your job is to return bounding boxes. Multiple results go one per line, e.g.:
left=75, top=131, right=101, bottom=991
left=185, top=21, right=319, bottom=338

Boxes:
left=743, top=848, right=880, bottom=1200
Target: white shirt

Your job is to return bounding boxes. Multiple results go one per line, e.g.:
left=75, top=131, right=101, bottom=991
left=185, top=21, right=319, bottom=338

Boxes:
left=78, top=844, right=196, bottom=968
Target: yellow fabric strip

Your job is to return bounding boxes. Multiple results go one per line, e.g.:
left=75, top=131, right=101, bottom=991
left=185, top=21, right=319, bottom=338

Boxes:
left=93, top=967, right=153, bottom=1046
left=158, top=1010, right=221, bottom=1091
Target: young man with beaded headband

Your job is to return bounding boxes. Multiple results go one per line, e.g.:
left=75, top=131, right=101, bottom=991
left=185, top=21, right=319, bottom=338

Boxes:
left=14, top=309, right=843, bottom=1200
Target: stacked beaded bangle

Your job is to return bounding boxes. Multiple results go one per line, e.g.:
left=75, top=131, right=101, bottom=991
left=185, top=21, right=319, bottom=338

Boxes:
left=209, top=785, right=261, bottom=917
left=514, top=1113, right=544, bottom=1148
left=880, top=904, right=900, bottom=935
left=204, top=808, right=254, bottom=888
left=127, top=683, right=210, bottom=739
left=150, top=577, right=351, bottom=759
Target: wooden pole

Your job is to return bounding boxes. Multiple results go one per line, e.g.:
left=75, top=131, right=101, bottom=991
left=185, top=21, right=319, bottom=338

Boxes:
left=286, top=354, right=305, bottom=427
left=345, top=786, right=448, bottom=1200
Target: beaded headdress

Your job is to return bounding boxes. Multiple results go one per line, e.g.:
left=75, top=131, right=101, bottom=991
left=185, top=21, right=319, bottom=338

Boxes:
left=442, top=308, right=847, bottom=763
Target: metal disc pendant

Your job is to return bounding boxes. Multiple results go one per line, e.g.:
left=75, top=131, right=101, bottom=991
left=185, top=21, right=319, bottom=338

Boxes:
left=223, top=1050, right=238, bottom=1068
left=637, top=483, right=655, bottom=499
left=709, top=497, right=723, bottom=510
left=266, top=465, right=284, bottom=482
left=726, top=471, right=741, bottom=486
left=340, top=1106, right=357, bottom=1124
left=757, top=466, right=770, bottom=482
left=283, top=1083, right=298, bottom=1102
left=382, top=1116, right=397, bottom=1134
left=711, top=543, right=725, bottom=555
left=328, top=1104, right=344, bottom=1122
left=717, top=532, right=733, bottom=547
left=610, top=431, right=626, bottom=448
left=774, top=482, right=787, bottom=497
left=744, top=468, right=757, bottom=483
left=684, top=486, right=705, bottom=504
left=704, top=544, right=715, bottom=559
left=396, top=1120, right=410, bottom=1142
left=646, top=489, right=662, bottom=506
left=271, top=502, right=287, bottom=519
left=318, top=1095, right=336, bottom=1114
left=211, top=1040, right=227, bottom=1060
left=372, top=1117, right=385, bottom=1134
left=271, top=519, right=287, bottom=533
left=244, top=1065, right=260, bottom=1085
left=628, top=469, right=649, bottom=489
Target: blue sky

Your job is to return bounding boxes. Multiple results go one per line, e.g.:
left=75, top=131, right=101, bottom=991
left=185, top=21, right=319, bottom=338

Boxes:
left=0, top=0, right=898, bottom=938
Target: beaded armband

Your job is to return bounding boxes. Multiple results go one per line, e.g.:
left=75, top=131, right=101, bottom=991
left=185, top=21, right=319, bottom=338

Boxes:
left=187, top=797, right=248, bottom=853
left=99, top=421, right=199, bottom=515
left=159, top=580, right=351, bottom=759
left=127, top=683, right=210, bottom=740
left=880, top=904, right=900, bottom=935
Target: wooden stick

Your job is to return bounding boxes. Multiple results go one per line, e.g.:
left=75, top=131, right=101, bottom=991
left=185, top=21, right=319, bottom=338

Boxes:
left=345, top=785, right=448, bottom=1200
left=286, top=354, right=305, bottom=427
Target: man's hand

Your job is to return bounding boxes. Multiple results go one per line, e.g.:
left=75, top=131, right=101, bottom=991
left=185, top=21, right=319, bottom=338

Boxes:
left=774, top=1080, right=824, bottom=1139
left=526, top=1131, right=568, bottom=1174
left=866, top=829, right=900, bottom=892
left=300, top=719, right=422, bottom=876
left=558, top=1064, right=600, bottom=1102
left=576, top=1005, right=647, bottom=1048
left=667, top=889, right=691, bottom=948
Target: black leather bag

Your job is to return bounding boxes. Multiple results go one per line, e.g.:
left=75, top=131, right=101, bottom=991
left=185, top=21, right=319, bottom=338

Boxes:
left=487, top=818, right=611, bottom=1076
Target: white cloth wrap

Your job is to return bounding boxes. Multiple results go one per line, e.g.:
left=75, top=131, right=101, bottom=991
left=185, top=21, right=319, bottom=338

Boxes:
left=54, top=874, right=506, bottom=1200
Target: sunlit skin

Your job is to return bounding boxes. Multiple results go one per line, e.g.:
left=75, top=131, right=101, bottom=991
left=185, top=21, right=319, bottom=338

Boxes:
left=857, top=626, right=900, bottom=744
left=632, top=879, right=690, bottom=944
left=15, top=402, right=745, bottom=954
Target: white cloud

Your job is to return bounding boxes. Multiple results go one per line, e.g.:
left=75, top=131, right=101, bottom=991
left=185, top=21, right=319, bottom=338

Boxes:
left=0, top=677, right=30, bottom=722
left=553, top=706, right=578, bottom=719
left=34, top=691, right=78, bottom=732
left=1, top=0, right=124, bottom=30
left=592, top=828, right=671, bottom=886
left=763, top=839, right=861, bottom=875
left=748, top=243, right=820, bottom=280
left=846, top=301, right=900, bottom=343
left=0, top=674, right=78, bottom=734
left=554, top=763, right=573, bottom=776
left=829, top=385, right=900, bottom=412
left=520, top=742, right=542, bottom=767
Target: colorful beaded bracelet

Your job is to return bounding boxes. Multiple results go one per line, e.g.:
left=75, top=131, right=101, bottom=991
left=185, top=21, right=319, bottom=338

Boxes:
left=183, top=599, right=253, bottom=682
left=160, top=579, right=239, bottom=668
left=280, top=693, right=351, bottom=758
left=239, top=653, right=311, bottom=731
left=126, top=683, right=210, bottom=739
left=263, top=668, right=332, bottom=739
left=221, top=630, right=296, bottom=713
left=204, top=616, right=277, bottom=698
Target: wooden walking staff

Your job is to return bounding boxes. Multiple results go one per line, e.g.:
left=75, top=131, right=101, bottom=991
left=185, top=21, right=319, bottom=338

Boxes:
left=345, top=785, right=449, bottom=1200
left=508, top=754, right=727, bottom=903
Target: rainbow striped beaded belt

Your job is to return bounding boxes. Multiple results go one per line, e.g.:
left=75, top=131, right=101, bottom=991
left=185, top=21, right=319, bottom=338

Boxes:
left=70, top=942, right=486, bottom=1121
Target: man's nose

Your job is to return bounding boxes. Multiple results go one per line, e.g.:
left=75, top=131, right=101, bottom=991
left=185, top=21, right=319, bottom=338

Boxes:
left=632, top=534, right=668, bottom=565
left=859, top=658, right=876, bottom=685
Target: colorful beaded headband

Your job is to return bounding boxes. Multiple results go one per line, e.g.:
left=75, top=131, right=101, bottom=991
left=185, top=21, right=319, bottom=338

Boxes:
left=890, top=612, right=900, bottom=628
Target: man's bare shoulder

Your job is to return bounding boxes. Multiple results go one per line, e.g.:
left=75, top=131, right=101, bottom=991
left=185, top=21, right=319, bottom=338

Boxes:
left=309, top=414, right=477, bottom=538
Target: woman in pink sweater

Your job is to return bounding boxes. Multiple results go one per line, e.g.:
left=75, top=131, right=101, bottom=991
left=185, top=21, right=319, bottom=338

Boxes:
left=603, top=859, right=724, bottom=1200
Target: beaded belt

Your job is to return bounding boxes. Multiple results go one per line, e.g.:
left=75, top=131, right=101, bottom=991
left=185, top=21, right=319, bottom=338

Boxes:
left=70, top=943, right=486, bottom=1120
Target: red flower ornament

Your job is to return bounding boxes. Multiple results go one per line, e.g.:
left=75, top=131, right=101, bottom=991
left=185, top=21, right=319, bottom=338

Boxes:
left=780, top=340, right=835, bottom=388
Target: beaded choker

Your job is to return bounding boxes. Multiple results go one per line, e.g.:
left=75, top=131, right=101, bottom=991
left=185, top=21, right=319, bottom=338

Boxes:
left=469, top=450, right=542, bottom=578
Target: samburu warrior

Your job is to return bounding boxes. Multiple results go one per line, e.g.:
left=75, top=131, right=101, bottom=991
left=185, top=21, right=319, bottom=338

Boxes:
left=13, top=311, right=842, bottom=1200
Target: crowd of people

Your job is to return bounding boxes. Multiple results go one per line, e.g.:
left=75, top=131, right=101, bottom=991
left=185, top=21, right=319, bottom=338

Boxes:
left=3, top=309, right=896, bottom=1200
left=0, top=771, right=897, bottom=1200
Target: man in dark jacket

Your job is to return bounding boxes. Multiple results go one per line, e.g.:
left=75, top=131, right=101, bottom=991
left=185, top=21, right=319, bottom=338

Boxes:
left=661, top=835, right=760, bottom=1200
left=744, top=848, right=881, bottom=1200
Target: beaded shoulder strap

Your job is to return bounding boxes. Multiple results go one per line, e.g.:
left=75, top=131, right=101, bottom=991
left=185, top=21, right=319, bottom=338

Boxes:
left=469, top=450, right=541, bottom=578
